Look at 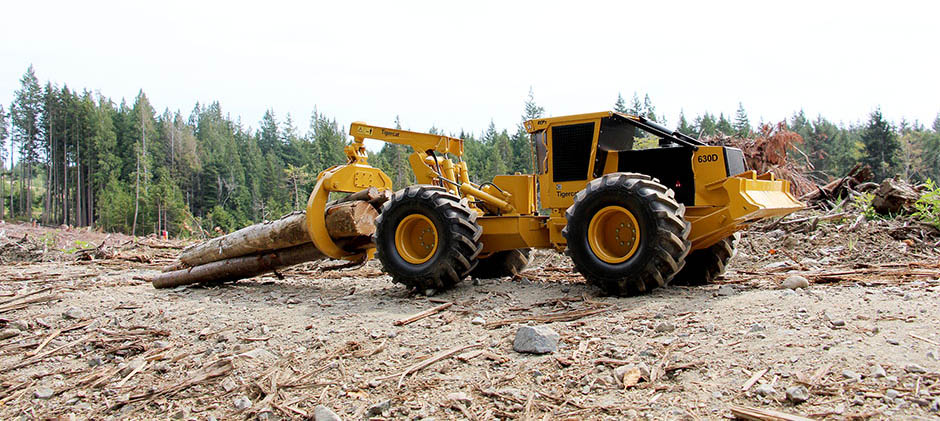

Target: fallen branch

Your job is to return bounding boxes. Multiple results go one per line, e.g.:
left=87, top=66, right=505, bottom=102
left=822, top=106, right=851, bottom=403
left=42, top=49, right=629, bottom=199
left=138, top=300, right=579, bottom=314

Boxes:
left=393, top=302, right=453, bottom=326
left=729, top=404, right=815, bottom=421
left=485, top=307, right=612, bottom=328
left=373, top=342, right=483, bottom=388
left=741, top=368, right=768, bottom=392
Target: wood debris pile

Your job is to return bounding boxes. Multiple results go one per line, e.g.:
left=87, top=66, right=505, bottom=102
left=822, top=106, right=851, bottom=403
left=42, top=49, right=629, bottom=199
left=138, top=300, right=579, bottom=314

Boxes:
left=703, top=122, right=816, bottom=196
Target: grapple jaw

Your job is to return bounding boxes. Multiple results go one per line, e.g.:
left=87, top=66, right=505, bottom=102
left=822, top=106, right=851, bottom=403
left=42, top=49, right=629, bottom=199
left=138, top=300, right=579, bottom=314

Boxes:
left=305, top=163, right=392, bottom=261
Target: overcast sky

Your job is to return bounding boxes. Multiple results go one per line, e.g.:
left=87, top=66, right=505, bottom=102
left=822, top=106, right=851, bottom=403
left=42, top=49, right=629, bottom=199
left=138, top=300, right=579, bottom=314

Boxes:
left=2, top=0, right=938, bottom=140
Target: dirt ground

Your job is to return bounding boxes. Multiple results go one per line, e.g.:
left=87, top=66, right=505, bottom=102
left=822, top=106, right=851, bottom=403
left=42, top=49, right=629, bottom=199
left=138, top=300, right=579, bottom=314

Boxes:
left=1, top=211, right=939, bottom=421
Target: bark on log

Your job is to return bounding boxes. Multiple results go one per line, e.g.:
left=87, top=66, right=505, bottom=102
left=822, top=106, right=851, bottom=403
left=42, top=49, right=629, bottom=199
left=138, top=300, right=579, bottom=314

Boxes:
left=177, top=211, right=310, bottom=268
left=154, top=189, right=385, bottom=288
left=152, top=243, right=325, bottom=289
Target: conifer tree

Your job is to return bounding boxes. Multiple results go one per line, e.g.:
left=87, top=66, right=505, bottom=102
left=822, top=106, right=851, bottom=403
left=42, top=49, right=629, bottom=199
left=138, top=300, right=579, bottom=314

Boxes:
left=732, top=102, right=750, bottom=137
left=613, top=93, right=628, bottom=113
left=0, top=105, right=7, bottom=220
left=11, top=65, right=43, bottom=218
left=716, top=113, right=733, bottom=135
left=861, top=108, right=899, bottom=181
left=629, top=93, right=642, bottom=116
left=677, top=110, right=693, bottom=136
left=642, top=94, right=657, bottom=122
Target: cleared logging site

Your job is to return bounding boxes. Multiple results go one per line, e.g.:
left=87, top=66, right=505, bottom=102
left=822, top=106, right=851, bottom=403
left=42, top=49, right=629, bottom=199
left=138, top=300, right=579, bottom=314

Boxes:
left=1, top=113, right=939, bottom=420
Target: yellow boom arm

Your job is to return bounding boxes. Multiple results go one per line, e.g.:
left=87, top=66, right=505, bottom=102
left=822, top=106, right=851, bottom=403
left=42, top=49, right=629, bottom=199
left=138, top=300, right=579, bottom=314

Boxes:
left=305, top=122, right=517, bottom=261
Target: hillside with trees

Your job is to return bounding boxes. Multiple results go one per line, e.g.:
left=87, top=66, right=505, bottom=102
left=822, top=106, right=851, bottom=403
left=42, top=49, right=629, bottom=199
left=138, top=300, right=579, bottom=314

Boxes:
left=1, top=66, right=938, bottom=237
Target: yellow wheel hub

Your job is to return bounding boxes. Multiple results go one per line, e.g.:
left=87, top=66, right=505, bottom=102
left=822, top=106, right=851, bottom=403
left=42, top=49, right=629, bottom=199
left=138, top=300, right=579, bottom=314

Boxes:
left=395, top=214, right=438, bottom=264
left=587, top=205, right=640, bottom=264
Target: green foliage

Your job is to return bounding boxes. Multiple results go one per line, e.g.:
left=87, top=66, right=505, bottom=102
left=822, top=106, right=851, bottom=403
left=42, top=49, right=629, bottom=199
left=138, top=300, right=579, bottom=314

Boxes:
left=853, top=191, right=878, bottom=219
left=97, top=178, right=134, bottom=232
left=913, top=179, right=940, bottom=229
left=861, top=108, right=899, bottom=181
left=7, top=64, right=940, bottom=239
left=63, top=239, right=90, bottom=254
left=613, top=93, right=627, bottom=113
left=733, top=102, right=750, bottom=137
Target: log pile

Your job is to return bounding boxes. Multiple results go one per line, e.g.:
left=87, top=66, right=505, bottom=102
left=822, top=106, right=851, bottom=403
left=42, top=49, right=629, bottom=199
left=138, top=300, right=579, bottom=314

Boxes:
left=798, top=163, right=874, bottom=206
left=150, top=188, right=389, bottom=289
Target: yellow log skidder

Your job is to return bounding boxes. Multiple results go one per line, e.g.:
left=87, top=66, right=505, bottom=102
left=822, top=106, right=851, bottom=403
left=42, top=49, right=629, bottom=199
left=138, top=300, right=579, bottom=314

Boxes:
left=306, top=111, right=803, bottom=295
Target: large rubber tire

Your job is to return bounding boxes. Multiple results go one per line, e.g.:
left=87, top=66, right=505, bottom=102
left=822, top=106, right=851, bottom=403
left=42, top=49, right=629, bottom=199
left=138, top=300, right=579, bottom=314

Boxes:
left=375, top=185, right=483, bottom=293
left=671, top=236, right=735, bottom=285
left=562, top=173, right=691, bottom=296
left=470, top=249, right=531, bottom=279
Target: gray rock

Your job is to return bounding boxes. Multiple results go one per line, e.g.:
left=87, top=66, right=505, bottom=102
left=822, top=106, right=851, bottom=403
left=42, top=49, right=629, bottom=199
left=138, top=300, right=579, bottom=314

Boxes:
left=885, top=375, right=899, bottom=385
left=170, top=408, right=187, bottom=419
left=654, top=322, right=675, bottom=333
left=842, top=370, right=861, bottom=382
left=886, top=337, right=900, bottom=345
left=870, top=364, right=887, bottom=378
left=755, top=383, right=775, bottom=397
left=513, top=325, right=559, bottom=354
left=233, top=396, right=252, bottom=411
left=0, top=328, right=20, bottom=340
left=785, top=385, right=810, bottom=404
left=782, top=275, right=810, bottom=290
left=10, top=320, right=29, bottom=331
left=885, top=389, right=900, bottom=400
left=749, top=323, right=766, bottom=333
left=366, top=399, right=391, bottom=417
left=930, top=398, right=940, bottom=412
left=221, top=377, right=237, bottom=392
left=313, top=405, right=342, bottom=421
left=716, top=285, right=736, bottom=296
left=470, top=317, right=485, bottom=326
left=905, top=364, right=927, bottom=374
left=153, top=340, right=171, bottom=349
left=830, top=319, right=846, bottom=327
left=34, top=387, right=54, bottom=399
left=153, top=362, right=170, bottom=373
left=87, top=355, right=104, bottom=367
left=63, top=307, right=86, bottom=320
left=928, top=351, right=938, bottom=361
left=447, top=392, right=472, bottom=405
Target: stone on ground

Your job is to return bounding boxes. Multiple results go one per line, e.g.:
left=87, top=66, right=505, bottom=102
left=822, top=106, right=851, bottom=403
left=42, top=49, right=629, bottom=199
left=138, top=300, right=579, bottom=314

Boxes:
left=512, top=325, right=559, bottom=354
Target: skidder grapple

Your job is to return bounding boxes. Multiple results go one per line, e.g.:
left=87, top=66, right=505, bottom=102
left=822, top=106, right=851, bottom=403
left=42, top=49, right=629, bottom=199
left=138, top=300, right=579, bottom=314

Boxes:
left=305, top=111, right=802, bottom=295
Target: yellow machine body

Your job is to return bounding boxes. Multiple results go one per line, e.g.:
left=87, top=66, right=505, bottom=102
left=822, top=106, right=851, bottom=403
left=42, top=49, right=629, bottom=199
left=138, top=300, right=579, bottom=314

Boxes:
left=305, top=111, right=802, bottom=261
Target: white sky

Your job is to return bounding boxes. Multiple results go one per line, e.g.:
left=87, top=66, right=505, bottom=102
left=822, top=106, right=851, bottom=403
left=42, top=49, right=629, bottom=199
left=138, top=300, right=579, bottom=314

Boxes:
left=2, top=0, right=939, bottom=143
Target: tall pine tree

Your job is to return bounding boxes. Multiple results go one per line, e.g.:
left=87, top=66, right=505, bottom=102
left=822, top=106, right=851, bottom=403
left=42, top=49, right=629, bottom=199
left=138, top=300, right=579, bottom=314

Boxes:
left=861, top=108, right=899, bottom=181
left=732, top=102, right=750, bottom=137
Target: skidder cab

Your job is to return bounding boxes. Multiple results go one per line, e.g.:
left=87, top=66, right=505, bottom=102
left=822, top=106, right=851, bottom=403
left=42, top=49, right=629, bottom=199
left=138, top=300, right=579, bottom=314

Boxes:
left=305, top=111, right=803, bottom=296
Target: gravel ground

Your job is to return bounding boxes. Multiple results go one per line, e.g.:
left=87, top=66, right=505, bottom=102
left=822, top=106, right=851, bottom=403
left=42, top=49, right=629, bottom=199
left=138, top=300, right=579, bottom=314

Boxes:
left=0, top=214, right=939, bottom=420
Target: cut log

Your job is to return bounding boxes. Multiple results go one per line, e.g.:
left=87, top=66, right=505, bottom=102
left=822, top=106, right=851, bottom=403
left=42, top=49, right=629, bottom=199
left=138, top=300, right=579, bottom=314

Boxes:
left=177, top=211, right=310, bottom=269
left=872, top=178, right=920, bottom=214
left=325, top=201, right=379, bottom=238
left=175, top=195, right=384, bottom=269
left=152, top=243, right=325, bottom=289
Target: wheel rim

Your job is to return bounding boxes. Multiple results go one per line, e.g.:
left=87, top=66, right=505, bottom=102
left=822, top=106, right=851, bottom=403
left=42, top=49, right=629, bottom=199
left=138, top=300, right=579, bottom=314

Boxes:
left=395, top=214, right=438, bottom=264
left=587, top=205, right=640, bottom=264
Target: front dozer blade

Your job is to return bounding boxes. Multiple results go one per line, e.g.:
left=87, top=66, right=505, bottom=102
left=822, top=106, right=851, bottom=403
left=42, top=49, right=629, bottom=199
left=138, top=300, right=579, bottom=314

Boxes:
left=685, top=170, right=803, bottom=250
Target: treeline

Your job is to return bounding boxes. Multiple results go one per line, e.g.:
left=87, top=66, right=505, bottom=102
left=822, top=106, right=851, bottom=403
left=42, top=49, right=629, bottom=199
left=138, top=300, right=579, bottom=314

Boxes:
left=0, top=66, right=938, bottom=236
